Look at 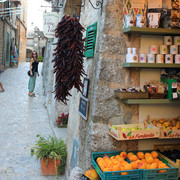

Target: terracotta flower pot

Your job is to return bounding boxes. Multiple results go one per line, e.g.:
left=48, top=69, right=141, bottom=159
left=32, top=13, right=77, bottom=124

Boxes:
left=40, top=158, right=60, bottom=176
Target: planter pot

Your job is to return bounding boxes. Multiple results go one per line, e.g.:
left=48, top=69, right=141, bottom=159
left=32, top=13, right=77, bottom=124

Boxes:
left=40, top=158, right=60, bottom=176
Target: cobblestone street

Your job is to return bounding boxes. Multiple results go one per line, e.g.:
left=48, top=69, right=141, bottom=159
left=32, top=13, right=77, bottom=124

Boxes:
left=0, top=63, right=59, bottom=180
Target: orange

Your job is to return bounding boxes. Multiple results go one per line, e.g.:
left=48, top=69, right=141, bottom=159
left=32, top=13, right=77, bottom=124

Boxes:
left=129, top=155, right=138, bottom=162
left=110, top=156, right=115, bottom=160
left=131, top=161, right=138, bottom=169
left=146, top=156, right=154, bottom=164
left=103, top=155, right=110, bottom=161
left=112, top=165, right=121, bottom=171
left=151, top=151, right=158, bottom=159
left=117, top=157, right=125, bottom=162
left=124, top=163, right=132, bottom=170
left=103, top=168, right=112, bottom=172
left=120, top=152, right=127, bottom=159
left=97, top=157, right=103, bottom=164
left=127, top=152, right=134, bottom=159
left=150, top=163, right=158, bottom=169
left=145, top=153, right=152, bottom=159
left=121, top=167, right=129, bottom=175
left=115, top=155, right=121, bottom=159
left=154, top=158, right=159, bottom=163
left=137, top=152, right=145, bottom=160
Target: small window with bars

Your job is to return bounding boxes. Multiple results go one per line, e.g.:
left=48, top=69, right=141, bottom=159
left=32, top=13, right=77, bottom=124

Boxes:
left=84, top=22, right=97, bottom=58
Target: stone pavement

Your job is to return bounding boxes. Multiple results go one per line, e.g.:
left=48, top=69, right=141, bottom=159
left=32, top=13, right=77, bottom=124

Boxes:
left=0, top=63, right=65, bottom=180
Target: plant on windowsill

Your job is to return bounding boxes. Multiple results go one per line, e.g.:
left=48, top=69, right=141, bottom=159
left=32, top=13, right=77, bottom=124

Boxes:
left=31, top=134, right=67, bottom=176
left=56, top=113, right=69, bottom=128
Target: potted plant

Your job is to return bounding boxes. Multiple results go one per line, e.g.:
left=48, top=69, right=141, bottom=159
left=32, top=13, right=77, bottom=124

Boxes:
left=56, top=113, right=69, bottom=128
left=31, top=134, right=67, bottom=176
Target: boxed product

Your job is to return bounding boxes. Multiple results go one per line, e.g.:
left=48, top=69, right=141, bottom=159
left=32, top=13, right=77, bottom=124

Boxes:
left=123, top=0, right=147, bottom=28
left=147, top=13, right=161, bottom=28
left=171, top=0, right=180, bottom=29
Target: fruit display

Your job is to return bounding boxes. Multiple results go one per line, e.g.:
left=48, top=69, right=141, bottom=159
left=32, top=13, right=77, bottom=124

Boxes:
left=156, top=149, right=180, bottom=163
left=148, top=116, right=180, bottom=138
left=109, top=122, right=159, bottom=140
left=92, top=151, right=179, bottom=180
left=151, top=117, right=180, bottom=130
left=95, top=151, right=170, bottom=174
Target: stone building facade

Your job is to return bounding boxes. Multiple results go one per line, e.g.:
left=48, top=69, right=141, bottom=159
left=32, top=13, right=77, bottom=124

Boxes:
left=0, top=0, right=27, bottom=69
left=42, top=0, right=180, bottom=179
left=26, top=26, right=47, bottom=61
left=16, top=0, right=27, bottom=63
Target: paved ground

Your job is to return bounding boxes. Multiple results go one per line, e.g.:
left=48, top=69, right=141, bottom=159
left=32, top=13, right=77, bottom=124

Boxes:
left=0, top=63, right=65, bottom=180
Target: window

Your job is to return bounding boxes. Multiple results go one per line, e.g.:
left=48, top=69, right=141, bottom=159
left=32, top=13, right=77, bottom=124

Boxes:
left=84, top=22, right=97, bottom=58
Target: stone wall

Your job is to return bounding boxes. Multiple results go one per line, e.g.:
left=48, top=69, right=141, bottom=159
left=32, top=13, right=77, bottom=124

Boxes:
left=17, top=0, right=27, bottom=63
left=64, top=0, right=140, bottom=177
left=18, top=22, right=27, bottom=62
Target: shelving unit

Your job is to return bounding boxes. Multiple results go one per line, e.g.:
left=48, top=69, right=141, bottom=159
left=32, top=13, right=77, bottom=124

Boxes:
left=123, top=27, right=180, bottom=36
left=123, top=63, right=180, bottom=68
left=119, top=99, right=180, bottom=105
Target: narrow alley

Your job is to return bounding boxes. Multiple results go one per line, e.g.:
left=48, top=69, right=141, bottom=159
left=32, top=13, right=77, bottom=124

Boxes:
left=0, top=63, right=57, bottom=180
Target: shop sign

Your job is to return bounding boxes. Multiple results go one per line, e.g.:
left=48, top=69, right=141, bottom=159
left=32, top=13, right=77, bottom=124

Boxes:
left=43, top=12, right=59, bottom=38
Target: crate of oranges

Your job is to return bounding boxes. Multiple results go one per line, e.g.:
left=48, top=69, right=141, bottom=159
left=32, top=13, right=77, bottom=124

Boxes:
left=91, top=151, right=178, bottom=180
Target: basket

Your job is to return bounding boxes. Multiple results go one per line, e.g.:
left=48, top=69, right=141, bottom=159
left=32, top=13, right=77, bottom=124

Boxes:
left=115, top=91, right=149, bottom=99
left=142, top=153, right=179, bottom=180
left=92, top=151, right=179, bottom=180
left=92, top=151, right=142, bottom=180
left=149, top=92, right=167, bottom=99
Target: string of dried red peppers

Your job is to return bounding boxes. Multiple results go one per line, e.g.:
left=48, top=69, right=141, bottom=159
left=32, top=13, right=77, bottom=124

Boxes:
left=52, top=15, right=86, bottom=104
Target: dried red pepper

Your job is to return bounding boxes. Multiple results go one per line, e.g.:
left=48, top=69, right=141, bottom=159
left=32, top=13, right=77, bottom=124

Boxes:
left=52, top=15, right=86, bottom=104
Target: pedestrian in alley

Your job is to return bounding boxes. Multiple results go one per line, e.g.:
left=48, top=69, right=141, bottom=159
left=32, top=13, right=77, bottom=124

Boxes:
left=28, top=51, right=39, bottom=97
left=0, top=82, right=4, bottom=92
left=0, top=70, right=4, bottom=92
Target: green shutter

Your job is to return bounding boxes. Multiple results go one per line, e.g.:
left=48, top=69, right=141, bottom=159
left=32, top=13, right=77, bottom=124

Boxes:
left=84, top=22, right=97, bottom=58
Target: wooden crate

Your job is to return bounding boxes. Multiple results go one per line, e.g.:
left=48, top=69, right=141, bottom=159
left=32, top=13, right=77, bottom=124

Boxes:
left=109, top=121, right=159, bottom=141
left=147, top=116, right=180, bottom=139
left=115, top=91, right=149, bottom=99
left=154, top=144, right=180, bottom=178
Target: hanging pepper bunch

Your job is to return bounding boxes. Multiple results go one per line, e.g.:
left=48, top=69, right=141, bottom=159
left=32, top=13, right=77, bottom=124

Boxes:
left=52, top=15, right=86, bottom=104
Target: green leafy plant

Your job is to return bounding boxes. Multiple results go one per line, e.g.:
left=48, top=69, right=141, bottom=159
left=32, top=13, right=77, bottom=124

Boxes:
left=31, top=134, right=67, bottom=175
left=38, top=56, right=43, bottom=62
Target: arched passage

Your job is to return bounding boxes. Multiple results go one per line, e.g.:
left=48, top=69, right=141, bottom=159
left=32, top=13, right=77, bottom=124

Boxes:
left=26, top=49, right=33, bottom=62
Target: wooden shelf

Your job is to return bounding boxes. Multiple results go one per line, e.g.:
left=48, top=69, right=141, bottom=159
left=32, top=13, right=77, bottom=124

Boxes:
left=123, top=63, right=180, bottom=68
left=123, top=27, right=180, bottom=35
left=120, top=99, right=180, bottom=104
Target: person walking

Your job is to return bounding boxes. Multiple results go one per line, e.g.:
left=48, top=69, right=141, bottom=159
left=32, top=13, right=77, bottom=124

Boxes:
left=28, top=51, right=39, bottom=97
left=0, top=69, right=4, bottom=92
left=0, top=82, right=4, bottom=92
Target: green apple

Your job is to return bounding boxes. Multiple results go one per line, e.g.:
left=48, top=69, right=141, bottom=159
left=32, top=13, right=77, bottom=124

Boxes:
left=112, top=125, right=117, bottom=130
left=121, top=128, right=127, bottom=131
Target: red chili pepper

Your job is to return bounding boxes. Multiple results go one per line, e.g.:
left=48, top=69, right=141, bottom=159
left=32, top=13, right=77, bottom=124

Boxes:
left=52, top=15, right=86, bottom=104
